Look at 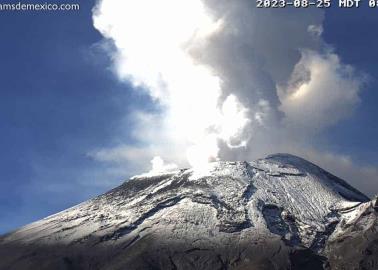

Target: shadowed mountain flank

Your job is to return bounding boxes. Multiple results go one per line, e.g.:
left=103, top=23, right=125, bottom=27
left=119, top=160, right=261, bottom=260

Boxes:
left=0, top=154, right=376, bottom=270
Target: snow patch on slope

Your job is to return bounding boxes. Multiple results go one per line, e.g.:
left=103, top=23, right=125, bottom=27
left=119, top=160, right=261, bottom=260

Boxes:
left=0, top=154, right=370, bottom=253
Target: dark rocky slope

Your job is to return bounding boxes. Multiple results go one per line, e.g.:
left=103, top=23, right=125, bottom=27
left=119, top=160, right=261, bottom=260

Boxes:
left=0, top=154, right=376, bottom=270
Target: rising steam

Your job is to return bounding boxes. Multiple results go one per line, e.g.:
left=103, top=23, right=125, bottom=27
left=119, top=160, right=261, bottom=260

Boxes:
left=91, top=0, right=368, bottom=186
left=93, top=0, right=251, bottom=170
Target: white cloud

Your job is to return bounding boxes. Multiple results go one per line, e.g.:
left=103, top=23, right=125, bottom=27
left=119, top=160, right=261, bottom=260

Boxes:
left=278, top=50, right=363, bottom=131
left=90, top=0, right=376, bottom=195
left=150, top=156, right=178, bottom=174
left=308, top=24, right=323, bottom=38
left=93, top=0, right=252, bottom=170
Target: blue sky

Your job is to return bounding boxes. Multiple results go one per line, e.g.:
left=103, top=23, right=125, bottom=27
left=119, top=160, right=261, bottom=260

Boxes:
left=0, top=2, right=377, bottom=234
left=0, top=0, right=154, bottom=233
left=322, top=5, right=378, bottom=163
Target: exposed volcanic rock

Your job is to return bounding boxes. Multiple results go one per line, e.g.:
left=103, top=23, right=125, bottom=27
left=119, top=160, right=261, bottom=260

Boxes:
left=0, top=154, right=375, bottom=270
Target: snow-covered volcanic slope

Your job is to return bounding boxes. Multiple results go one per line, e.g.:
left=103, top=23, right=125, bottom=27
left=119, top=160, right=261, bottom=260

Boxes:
left=0, top=154, right=377, bottom=270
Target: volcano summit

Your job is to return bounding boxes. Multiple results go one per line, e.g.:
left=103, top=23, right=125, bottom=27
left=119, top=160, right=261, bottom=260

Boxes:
left=0, top=154, right=377, bottom=270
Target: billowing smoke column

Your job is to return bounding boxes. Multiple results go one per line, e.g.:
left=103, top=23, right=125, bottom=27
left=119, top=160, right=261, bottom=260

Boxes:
left=92, top=0, right=364, bottom=174
left=93, top=0, right=253, bottom=170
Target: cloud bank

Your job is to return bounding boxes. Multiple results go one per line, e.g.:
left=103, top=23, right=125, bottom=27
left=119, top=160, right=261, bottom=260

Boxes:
left=278, top=50, right=362, bottom=130
left=91, top=0, right=376, bottom=196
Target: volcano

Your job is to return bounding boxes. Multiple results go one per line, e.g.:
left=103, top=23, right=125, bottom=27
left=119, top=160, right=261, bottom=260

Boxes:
left=0, top=154, right=377, bottom=270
